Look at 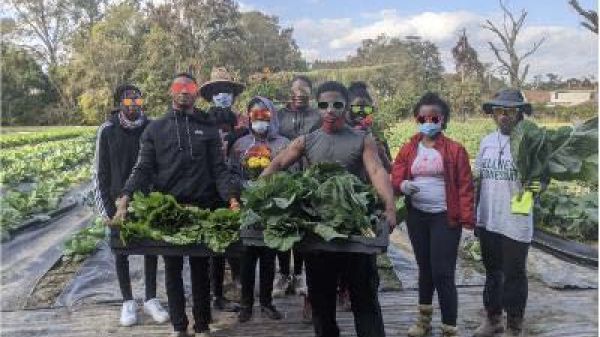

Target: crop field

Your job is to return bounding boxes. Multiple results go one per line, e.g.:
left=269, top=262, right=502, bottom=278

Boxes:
left=0, top=126, right=96, bottom=239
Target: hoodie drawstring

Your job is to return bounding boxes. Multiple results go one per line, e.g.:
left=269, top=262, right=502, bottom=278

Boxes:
left=174, top=113, right=183, bottom=151
left=173, top=112, right=195, bottom=159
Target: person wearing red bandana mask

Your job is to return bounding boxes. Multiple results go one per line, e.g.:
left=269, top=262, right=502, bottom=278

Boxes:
left=347, top=81, right=392, bottom=173
left=261, top=81, right=396, bottom=337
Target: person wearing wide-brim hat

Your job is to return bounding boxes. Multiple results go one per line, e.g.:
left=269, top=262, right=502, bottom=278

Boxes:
left=199, top=67, right=247, bottom=314
left=473, top=89, right=534, bottom=337
left=199, top=67, right=245, bottom=103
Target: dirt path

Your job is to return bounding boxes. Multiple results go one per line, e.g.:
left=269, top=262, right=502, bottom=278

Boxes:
left=0, top=207, right=93, bottom=311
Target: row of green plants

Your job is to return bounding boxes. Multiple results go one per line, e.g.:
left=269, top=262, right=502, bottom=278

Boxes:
left=0, top=136, right=94, bottom=185
left=0, top=127, right=95, bottom=148
left=1, top=165, right=92, bottom=240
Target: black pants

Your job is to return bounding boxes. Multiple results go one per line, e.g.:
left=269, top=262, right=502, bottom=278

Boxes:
left=478, top=227, right=529, bottom=319
left=305, top=252, right=385, bottom=337
left=110, top=228, right=158, bottom=301
left=240, top=246, right=276, bottom=308
left=210, top=256, right=241, bottom=298
left=164, top=256, right=211, bottom=333
left=406, top=208, right=461, bottom=326
left=277, top=249, right=304, bottom=275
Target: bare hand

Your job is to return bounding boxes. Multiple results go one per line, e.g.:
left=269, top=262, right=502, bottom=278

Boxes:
left=229, top=198, right=241, bottom=211
left=111, top=195, right=130, bottom=226
left=384, top=208, right=397, bottom=233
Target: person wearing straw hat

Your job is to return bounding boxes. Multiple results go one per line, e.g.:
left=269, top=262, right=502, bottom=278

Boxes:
left=200, top=67, right=246, bottom=313
left=473, top=89, right=536, bottom=337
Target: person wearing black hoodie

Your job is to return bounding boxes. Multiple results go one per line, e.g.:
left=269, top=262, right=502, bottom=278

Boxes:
left=113, top=74, right=241, bottom=337
left=94, top=84, right=169, bottom=327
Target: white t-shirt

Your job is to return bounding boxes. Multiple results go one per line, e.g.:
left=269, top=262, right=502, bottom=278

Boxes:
left=475, top=131, right=533, bottom=243
left=410, top=143, right=447, bottom=213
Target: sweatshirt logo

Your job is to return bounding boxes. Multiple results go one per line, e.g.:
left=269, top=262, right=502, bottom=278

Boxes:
left=194, top=130, right=204, bottom=135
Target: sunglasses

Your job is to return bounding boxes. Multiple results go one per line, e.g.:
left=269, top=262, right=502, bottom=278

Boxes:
left=491, top=106, right=520, bottom=115
left=249, top=108, right=271, bottom=121
left=317, top=101, right=345, bottom=110
left=170, top=82, right=198, bottom=94
left=350, top=105, right=374, bottom=115
left=122, top=98, right=143, bottom=106
left=416, top=115, right=441, bottom=124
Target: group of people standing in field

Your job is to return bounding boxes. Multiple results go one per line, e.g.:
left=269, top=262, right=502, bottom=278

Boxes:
left=94, top=66, right=536, bottom=337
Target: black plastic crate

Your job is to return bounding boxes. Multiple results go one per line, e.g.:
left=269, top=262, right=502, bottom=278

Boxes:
left=110, top=236, right=244, bottom=257
left=240, top=219, right=389, bottom=254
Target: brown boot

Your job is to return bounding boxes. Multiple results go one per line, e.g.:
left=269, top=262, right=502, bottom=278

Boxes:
left=473, top=312, right=504, bottom=337
left=407, top=304, right=433, bottom=337
left=503, top=315, right=524, bottom=337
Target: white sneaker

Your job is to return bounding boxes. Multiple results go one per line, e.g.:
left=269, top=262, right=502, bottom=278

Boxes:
left=272, top=274, right=291, bottom=297
left=294, top=273, right=307, bottom=296
left=120, top=300, right=138, bottom=326
left=144, top=298, right=170, bottom=324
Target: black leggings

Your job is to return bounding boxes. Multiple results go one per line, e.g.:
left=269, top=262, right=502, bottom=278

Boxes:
left=406, top=208, right=461, bottom=326
left=110, top=228, right=158, bottom=301
left=240, top=246, right=276, bottom=308
left=477, top=227, right=529, bottom=319
left=114, top=254, right=158, bottom=301
left=210, top=256, right=241, bottom=298
left=277, top=249, right=304, bottom=275
left=305, top=253, right=385, bottom=337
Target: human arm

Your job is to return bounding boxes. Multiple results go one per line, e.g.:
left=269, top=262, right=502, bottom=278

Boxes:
left=114, top=128, right=156, bottom=223
left=260, top=136, right=306, bottom=177
left=363, top=136, right=397, bottom=232
left=209, top=133, right=241, bottom=208
left=93, top=125, right=114, bottom=221
left=456, top=145, right=476, bottom=229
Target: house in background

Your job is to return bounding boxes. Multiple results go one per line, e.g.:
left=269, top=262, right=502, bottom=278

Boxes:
left=523, top=89, right=597, bottom=106
left=549, top=89, right=597, bottom=106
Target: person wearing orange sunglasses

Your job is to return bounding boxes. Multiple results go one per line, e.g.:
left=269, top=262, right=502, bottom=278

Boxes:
left=229, top=96, right=291, bottom=324
left=391, top=93, right=474, bottom=337
left=114, top=73, right=242, bottom=337
left=95, top=84, right=169, bottom=327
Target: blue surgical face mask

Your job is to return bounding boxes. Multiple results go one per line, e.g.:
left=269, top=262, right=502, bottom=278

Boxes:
left=251, top=121, right=270, bottom=134
left=213, top=93, right=233, bottom=108
left=419, top=122, right=442, bottom=137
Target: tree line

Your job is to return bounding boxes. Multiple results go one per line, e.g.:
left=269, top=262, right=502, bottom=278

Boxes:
left=2, top=0, right=597, bottom=125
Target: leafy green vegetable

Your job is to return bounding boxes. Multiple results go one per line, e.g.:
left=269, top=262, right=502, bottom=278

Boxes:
left=120, top=192, right=240, bottom=253
left=510, top=117, right=598, bottom=187
left=241, top=163, right=383, bottom=251
left=63, top=217, right=106, bottom=261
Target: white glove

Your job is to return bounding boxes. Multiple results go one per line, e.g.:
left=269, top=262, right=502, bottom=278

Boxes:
left=400, top=180, right=420, bottom=196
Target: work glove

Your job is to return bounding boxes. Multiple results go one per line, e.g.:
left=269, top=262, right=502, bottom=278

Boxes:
left=400, top=180, right=420, bottom=196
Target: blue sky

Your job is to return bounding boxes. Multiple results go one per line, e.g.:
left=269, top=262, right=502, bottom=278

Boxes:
left=239, top=0, right=599, bottom=80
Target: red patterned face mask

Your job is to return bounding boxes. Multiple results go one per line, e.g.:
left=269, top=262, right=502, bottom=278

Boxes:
left=353, top=115, right=373, bottom=130
left=322, top=115, right=345, bottom=133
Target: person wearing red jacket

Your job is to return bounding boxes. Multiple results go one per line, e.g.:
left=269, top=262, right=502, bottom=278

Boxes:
left=391, top=92, right=475, bottom=337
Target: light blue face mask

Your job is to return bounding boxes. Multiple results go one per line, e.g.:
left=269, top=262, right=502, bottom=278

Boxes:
left=213, top=93, right=233, bottom=108
left=419, top=122, right=442, bottom=137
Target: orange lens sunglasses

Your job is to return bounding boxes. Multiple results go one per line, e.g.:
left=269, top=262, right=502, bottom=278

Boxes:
left=122, top=98, right=144, bottom=106
left=170, top=82, right=198, bottom=94
left=250, top=108, right=271, bottom=121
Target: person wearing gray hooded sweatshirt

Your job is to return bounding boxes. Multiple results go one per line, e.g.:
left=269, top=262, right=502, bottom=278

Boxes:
left=230, top=96, right=289, bottom=323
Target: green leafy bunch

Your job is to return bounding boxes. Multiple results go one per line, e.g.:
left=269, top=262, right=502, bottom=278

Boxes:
left=241, top=163, right=383, bottom=251
left=120, top=192, right=239, bottom=252
left=510, top=117, right=598, bottom=187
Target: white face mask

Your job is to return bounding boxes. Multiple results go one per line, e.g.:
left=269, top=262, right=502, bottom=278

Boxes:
left=213, top=93, right=233, bottom=108
left=251, top=121, right=270, bottom=134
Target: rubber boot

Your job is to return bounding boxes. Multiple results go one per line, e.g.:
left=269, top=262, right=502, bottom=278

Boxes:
left=441, top=324, right=459, bottom=337
left=473, top=312, right=504, bottom=337
left=504, top=315, right=524, bottom=337
left=407, top=304, right=433, bottom=337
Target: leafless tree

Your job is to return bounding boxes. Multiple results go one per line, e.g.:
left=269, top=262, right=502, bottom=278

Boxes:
left=482, top=0, right=546, bottom=88
left=569, top=0, right=598, bottom=34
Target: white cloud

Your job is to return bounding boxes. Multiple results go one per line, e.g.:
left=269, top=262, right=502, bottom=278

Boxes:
left=291, top=9, right=598, bottom=80
left=238, top=1, right=255, bottom=12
